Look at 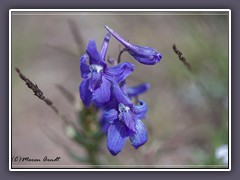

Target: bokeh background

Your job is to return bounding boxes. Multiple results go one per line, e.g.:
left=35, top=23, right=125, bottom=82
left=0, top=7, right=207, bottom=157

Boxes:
left=11, top=11, right=229, bottom=168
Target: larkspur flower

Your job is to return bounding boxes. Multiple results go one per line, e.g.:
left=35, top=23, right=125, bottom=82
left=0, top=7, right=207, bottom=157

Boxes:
left=101, top=82, right=148, bottom=156
left=105, top=25, right=162, bottom=65
left=79, top=26, right=159, bottom=157
left=79, top=33, right=135, bottom=107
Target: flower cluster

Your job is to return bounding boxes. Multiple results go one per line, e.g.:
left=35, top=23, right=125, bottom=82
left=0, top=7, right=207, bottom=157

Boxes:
left=79, top=26, right=162, bottom=155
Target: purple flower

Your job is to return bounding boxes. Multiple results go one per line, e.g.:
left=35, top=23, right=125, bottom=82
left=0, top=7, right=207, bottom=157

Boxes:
left=105, top=25, right=162, bottom=65
left=79, top=33, right=135, bottom=107
left=79, top=28, right=154, bottom=156
left=101, top=82, right=148, bottom=156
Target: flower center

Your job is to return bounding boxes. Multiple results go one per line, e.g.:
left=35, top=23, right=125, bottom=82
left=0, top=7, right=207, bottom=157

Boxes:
left=118, top=103, right=130, bottom=113
left=89, top=64, right=103, bottom=73
left=118, top=103, right=130, bottom=122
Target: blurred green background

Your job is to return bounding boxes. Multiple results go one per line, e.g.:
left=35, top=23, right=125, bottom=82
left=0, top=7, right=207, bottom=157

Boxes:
left=11, top=11, right=229, bottom=168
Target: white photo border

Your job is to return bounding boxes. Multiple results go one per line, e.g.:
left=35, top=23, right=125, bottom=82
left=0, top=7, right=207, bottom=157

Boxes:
left=9, top=9, right=231, bottom=171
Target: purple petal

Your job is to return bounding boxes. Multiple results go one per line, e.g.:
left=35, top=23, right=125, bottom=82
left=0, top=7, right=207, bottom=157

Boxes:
left=112, top=81, right=132, bottom=105
left=119, top=80, right=129, bottom=97
left=79, top=79, right=92, bottom=107
left=132, top=100, right=148, bottom=119
left=127, top=83, right=150, bottom=98
left=107, top=121, right=127, bottom=156
left=119, top=80, right=127, bottom=93
left=102, top=96, right=119, bottom=110
left=129, top=119, right=148, bottom=149
left=100, top=115, right=110, bottom=134
left=86, top=40, right=105, bottom=66
left=128, top=46, right=162, bottom=65
left=80, top=54, right=90, bottom=78
left=102, top=109, right=118, bottom=124
left=105, top=62, right=135, bottom=83
left=120, top=111, right=136, bottom=132
left=128, top=54, right=157, bottom=65
left=92, top=76, right=111, bottom=105
left=100, top=33, right=111, bottom=61
left=88, top=71, right=102, bottom=92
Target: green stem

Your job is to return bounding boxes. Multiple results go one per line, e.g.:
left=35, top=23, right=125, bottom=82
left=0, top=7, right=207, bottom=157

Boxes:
left=87, top=148, right=99, bottom=166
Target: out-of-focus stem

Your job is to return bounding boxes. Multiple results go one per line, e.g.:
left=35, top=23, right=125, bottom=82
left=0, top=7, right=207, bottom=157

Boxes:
left=15, top=67, right=72, bottom=125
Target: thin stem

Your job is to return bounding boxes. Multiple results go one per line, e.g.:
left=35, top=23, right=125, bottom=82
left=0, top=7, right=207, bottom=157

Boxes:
left=15, top=67, right=70, bottom=125
left=117, top=48, right=128, bottom=63
left=172, top=45, right=225, bottom=127
left=173, top=44, right=191, bottom=71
